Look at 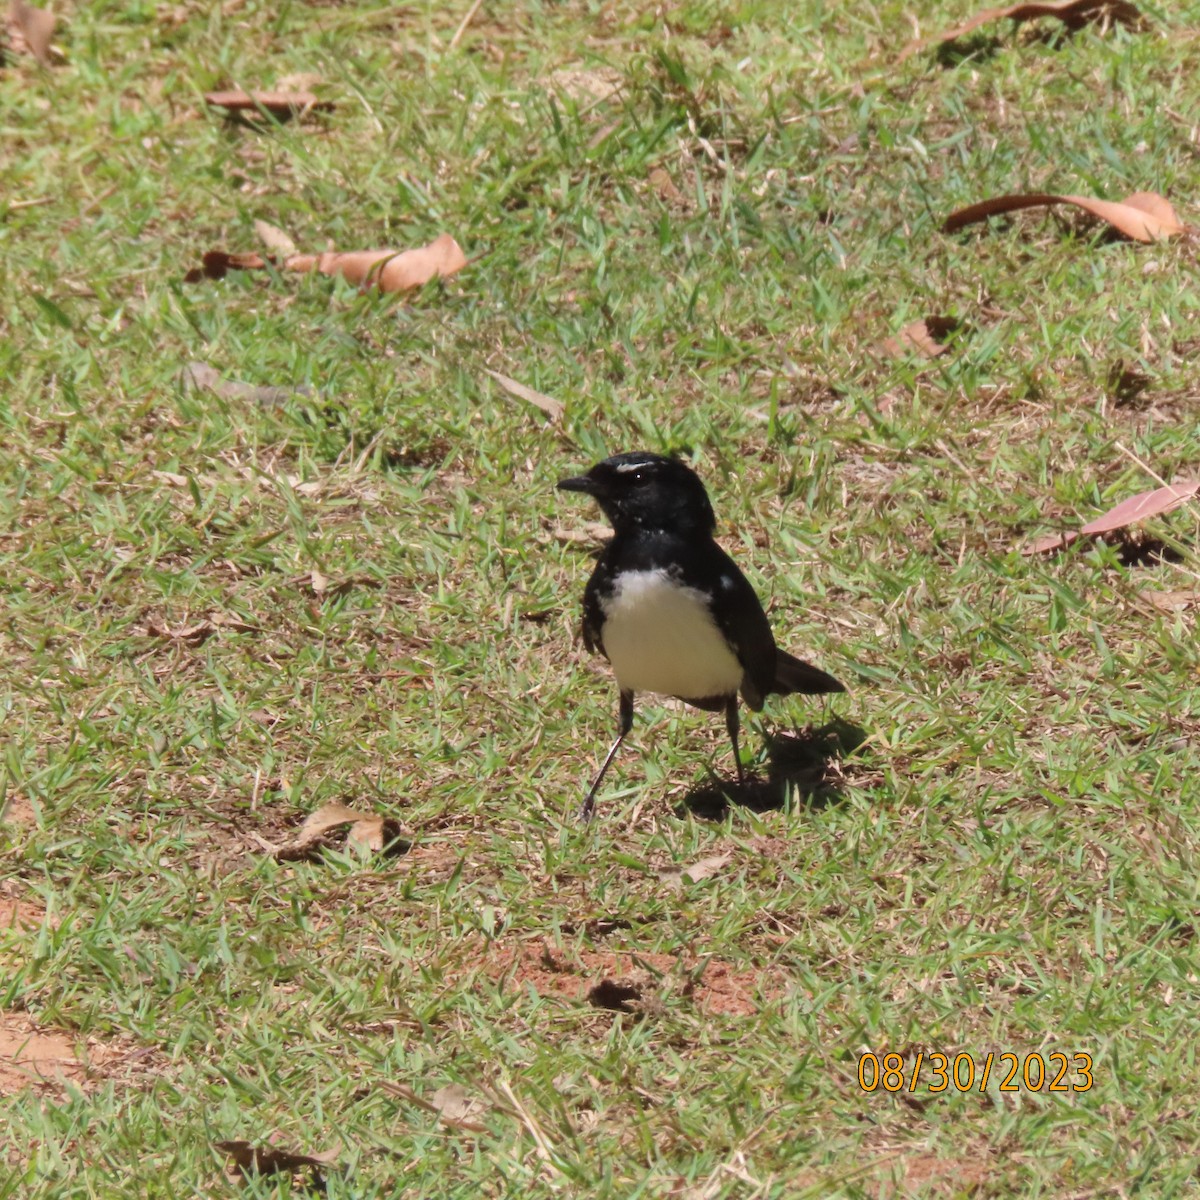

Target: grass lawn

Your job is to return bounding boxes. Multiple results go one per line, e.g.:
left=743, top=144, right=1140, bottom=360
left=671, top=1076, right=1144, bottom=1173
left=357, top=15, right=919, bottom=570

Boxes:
left=3, top=0, right=1200, bottom=1195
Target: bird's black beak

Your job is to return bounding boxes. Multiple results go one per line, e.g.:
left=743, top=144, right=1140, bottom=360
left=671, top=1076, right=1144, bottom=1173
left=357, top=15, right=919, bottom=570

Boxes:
left=557, top=474, right=596, bottom=495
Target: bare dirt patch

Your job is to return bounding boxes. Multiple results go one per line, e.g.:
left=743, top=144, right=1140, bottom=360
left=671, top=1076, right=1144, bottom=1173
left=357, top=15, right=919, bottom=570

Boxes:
left=0, top=894, right=47, bottom=932
left=869, top=1149, right=997, bottom=1197
left=0, top=1014, right=92, bottom=1097
left=0, top=794, right=37, bottom=827
left=479, top=941, right=788, bottom=1016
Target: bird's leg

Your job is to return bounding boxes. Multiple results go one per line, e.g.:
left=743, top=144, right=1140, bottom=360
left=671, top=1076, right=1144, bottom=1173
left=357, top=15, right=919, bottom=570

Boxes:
left=724, top=698, right=745, bottom=785
left=579, top=690, right=635, bottom=822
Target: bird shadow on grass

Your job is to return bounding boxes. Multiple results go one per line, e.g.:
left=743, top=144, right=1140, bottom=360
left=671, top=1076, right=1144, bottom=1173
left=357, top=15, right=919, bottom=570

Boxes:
left=679, top=718, right=867, bottom=821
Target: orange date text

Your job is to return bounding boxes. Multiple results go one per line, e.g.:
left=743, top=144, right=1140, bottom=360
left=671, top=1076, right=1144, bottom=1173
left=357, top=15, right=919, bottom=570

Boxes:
left=857, top=1051, right=1094, bottom=1094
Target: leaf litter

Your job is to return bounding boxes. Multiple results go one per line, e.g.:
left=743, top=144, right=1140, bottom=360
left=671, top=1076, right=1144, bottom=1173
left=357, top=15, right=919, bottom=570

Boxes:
left=879, top=316, right=962, bottom=359
left=7, top=0, right=55, bottom=67
left=270, top=801, right=411, bottom=862
left=180, top=361, right=312, bottom=407
left=1024, top=479, right=1199, bottom=556
left=203, top=90, right=335, bottom=120
left=141, top=612, right=260, bottom=645
left=217, top=1140, right=339, bottom=1188
left=899, top=0, right=1144, bottom=63
left=379, top=1080, right=490, bottom=1134
left=944, top=190, right=1183, bottom=243
left=483, top=369, right=565, bottom=422
left=657, top=852, right=733, bottom=889
left=185, top=233, right=467, bottom=294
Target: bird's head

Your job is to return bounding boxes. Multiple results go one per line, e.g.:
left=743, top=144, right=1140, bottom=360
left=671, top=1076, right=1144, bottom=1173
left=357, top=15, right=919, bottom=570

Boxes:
left=557, top=452, right=716, bottom=536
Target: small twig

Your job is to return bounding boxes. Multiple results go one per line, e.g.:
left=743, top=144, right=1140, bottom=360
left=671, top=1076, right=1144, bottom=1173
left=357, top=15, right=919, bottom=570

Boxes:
left=8, top=196, right=54, bottom=211
left=448, top=0, right=485, bottom=49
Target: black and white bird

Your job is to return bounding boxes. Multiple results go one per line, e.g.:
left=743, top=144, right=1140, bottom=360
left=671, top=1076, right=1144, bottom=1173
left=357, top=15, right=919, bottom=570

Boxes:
left=557, top=452, right=845, bottom=820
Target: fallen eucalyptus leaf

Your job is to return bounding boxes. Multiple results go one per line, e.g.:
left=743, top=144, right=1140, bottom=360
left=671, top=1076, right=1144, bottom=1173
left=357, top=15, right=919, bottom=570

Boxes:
left=1022, top=530, right=1081, bottom=556
left=483, top=369, right=565, bottom=422
left=944, top=190, right=1183, bottom=243
left=1080, top=479, right=1200, bottom=536
left=8, top=0, right=54, bottom=66
left=274, top=801, right=410, bottom=862
left=1143, top=590, right=1200, bottom=612
left=203, top=90, right=334, bottom=119
left=185, top=234, right=467, bottom=294
left=180, top=361, right=311, bottom=406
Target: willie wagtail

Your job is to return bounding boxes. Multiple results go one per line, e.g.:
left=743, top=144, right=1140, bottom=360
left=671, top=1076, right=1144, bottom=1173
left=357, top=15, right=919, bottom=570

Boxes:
left=558, top=452, right=845, bottom=820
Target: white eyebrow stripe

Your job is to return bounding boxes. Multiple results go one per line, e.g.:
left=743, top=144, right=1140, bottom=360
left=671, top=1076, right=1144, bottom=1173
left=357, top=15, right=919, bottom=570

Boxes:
left=614, top=461, right=654, bottom=473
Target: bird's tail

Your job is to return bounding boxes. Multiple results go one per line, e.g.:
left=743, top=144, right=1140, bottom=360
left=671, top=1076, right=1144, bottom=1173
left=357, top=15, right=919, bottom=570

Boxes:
left=773, top=649, right=846, bottom=695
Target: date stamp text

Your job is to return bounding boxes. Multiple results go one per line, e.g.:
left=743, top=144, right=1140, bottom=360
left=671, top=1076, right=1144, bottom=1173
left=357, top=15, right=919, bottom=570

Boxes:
left=858, top=1051, right=1094, bottom=1094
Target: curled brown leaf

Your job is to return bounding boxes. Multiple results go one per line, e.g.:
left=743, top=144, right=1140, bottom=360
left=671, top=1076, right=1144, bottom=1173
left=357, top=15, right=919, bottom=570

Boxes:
left=900, top=0, right=1143, bottom=63
left=180, top=361, right=310, bottom=406
left=1080, top=479, right=1200, bottom=535
left=880, top=316, right=961, bottom=358
left=8, top=0, right=55, bottom=66
left=274, top=801, right=410, bottom=862
left=185, top=235, right=467, bottom=294
left=944, top=190, right=1183, bottom=243
left=216, top=1140, right=335, bottom=1184
left=483, top=369, right=565, bottom=422
left=203, top=90, right=335, bottom=119
left=657, top=852, right=733, bottom=889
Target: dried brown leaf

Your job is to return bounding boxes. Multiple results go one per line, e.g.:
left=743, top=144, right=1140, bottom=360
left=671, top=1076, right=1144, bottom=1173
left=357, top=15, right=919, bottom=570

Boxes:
left=183, top=251, right=268, bottom=282
left=1143, top=590, right=1200, bottom=612
left=142, top=618, right=215, bottom=645
left=274, top=802, right=410, bottom=862
left=216, top=1140, right=333, bottom=1183
left=379, top=1080, right=490, bottom=1133
left=944, top=190, right=1183, bottom=243
left=483, top=369, right=565, bottom=422
left=1081, top=479, right=1200, bottom=535
left=203, top=90, right=334, bottom=119
left=185, top=235, right=467, bottom=294
left=1022, top=530, right=1081, bottom=556
left=8, top=0, right=54, bottom=66
left=180, top=361, right=309, bottom=406
left=880, top=316, right=960, bottom=358
left=545, top=520, right=610, bottom=545
left=430, top=1083, right=485, bottom=1125
left=899, top=0, right=1143, bottom=62
left=254, top=219, right=297, bottom=257
left=658, top=852, right=733, bottom=888
left=648, top=165, right=687, bottom=207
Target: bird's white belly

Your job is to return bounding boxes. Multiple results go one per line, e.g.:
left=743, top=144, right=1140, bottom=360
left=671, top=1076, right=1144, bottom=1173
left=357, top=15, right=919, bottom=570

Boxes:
left=600, top=569, right=743, bottom=700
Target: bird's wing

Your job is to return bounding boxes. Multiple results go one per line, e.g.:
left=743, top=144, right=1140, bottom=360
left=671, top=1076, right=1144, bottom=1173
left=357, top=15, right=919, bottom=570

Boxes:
left=580, top=547, right=615, bottom=658
left=582, top=584, right=605, bottom=656
left=696, top=545, right=778, bottom=711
